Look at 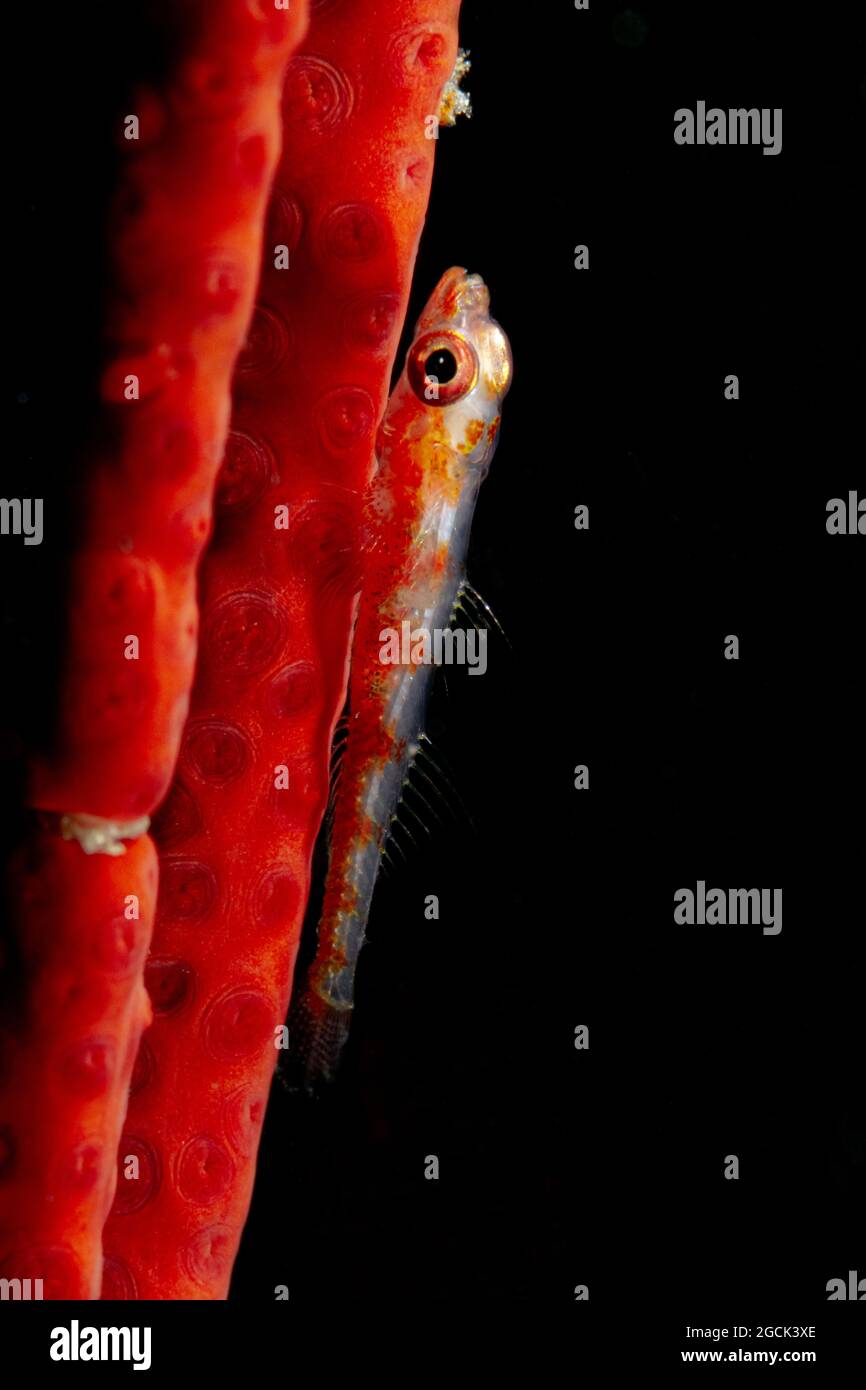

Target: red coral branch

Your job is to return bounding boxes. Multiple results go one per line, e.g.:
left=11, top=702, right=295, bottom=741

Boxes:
left=0, top=0, right=309, bottom=1299
left=0, top=838, right=156, bottom=1299
left=102, top=0, right=463, bottom=1298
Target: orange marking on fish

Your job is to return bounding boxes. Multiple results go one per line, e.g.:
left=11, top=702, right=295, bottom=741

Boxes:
left=290, top=268, right=512, bottom=1086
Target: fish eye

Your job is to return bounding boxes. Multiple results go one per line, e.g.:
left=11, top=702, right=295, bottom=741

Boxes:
left=407, top=330, right=478, bottom=406
left=425, top=348, right=457, bottom=383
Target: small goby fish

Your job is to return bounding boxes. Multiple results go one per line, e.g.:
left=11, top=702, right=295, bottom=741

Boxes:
left=290, top=266, right=512, bottom=1085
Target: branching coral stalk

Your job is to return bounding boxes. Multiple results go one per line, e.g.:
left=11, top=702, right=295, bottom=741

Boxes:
left=0, top=0, right=309, bottom=1299
left=102, top=0, right=463, bottom=1299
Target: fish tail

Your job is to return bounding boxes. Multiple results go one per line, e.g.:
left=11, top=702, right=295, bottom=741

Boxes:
left=287, top=980, right=353, bottom=1090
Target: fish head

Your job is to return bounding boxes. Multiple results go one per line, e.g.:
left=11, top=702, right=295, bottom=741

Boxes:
left=396, top=267, right=512, bottom=471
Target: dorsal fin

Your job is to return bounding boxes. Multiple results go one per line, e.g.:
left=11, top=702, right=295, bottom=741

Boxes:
left=383, top=732, right=475, bottom=859
left=453, top=578, right=512, bottom=652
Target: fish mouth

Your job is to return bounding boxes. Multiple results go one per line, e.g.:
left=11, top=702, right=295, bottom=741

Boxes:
left=418, top=266, right=491, bottom=328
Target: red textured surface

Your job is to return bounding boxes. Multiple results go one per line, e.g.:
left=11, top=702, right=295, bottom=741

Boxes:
left=29, top=0, right=309, bottom=821
left=0, top=837, right=156, bottom=1299
left=102, top=0, right=462, bottom=1298
left=0, top=1, right=309, bottom=1299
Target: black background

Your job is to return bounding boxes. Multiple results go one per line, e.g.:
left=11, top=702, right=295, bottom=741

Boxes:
left=4, top=0, right=864, bottom=1347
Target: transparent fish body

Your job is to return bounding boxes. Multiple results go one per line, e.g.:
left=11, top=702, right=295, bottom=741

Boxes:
left=292, top=267, right=512, bottom=1083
